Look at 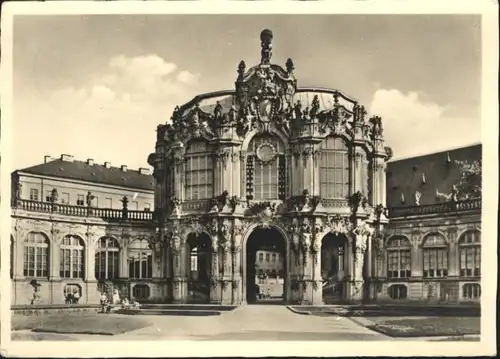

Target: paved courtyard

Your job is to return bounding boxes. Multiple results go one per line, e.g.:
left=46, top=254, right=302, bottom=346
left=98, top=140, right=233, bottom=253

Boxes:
left=14, top=305, right=391, bottom=341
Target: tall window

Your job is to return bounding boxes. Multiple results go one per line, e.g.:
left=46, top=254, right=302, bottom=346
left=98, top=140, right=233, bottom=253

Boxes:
left=258, top=252, right=264, bottom=263
left=459, top=230, right=481, bottom=277
left=422, top=233, right=448, bottom=278
left=246, top=134, right=286, bottom=200
left=387, top=236, right=411, bottom=278
left=60, top=235, right=85, bottom=279
left=23, top=232, right=49, bottom=278
left=128, top=239, right=153, bottom=279
left=30, top=188, right=39, bottom=201
left=185, top=139, right=213, bottom=200
left=319, top=136, right=350, bottom=199
left=95, top=237, right=119, bottom=280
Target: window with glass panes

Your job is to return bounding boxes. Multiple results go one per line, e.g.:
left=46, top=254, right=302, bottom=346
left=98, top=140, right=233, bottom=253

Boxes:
left=422, top=234, right=448, bottom=278
left=128, top=239, right=152, bottom=279
left=319, top=136, right=350, bottom=199
left=259, top=252, right=264, bottom=263
left=386, top=237, right=411, bottom=278
left=462, top=283, right=481, bottom=299
left=30, top=188, right=39, bottom=201
left=95, top=237, right=119, bottom=280
left=459, top=230, right=481, bottom=277
left=184, top=140, right=213, bottom=200
left=60, top=235, right=85, bottom=279
left=246, top=134, right=286, bottom=200
left=23, top=232, right=49, bottom=278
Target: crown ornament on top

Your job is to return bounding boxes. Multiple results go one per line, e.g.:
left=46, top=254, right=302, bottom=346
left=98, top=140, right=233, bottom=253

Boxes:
left=235, top=29, right=297, bottom=134
left=260, top=29, right=273, bottom=65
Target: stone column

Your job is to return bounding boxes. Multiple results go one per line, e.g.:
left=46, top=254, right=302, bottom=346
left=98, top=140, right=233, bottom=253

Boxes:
left=351, top=233, right=367, bottom=301
left=299, top=218, right=313, bottom=304
left=231, top=220, right=244, bottom=305
left=293, top=147, right=303, bottom=195
left=231, top=150, right=241, bottom=199
left=214, top=148, right=230, bottom=196
left=309, top=221, right=324, bottom=305
left=170, top=228, right=188, bottom=304
left=344, top=235, right=354, bottom=300
left=172, top=145, right=185, bottom=201
left=239, top=151, right=247, bottom=199
left=219, top=219, right=233, bottom=305
left=371, top=159, right=386, bottom=207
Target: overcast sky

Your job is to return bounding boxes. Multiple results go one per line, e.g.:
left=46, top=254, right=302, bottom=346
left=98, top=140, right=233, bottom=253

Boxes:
left=12, top=14, right=481, bottom=171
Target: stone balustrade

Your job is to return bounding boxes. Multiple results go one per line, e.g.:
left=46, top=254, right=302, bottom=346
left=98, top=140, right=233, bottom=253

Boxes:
left=388, top=198, right=481, bottom=218
left=12, top=199, right=153, bottom=222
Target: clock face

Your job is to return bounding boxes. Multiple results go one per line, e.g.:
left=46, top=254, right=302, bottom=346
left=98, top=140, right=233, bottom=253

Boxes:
left=258, top=99, right=273, bottom=123
left=256, top=143, right=276, bottom=163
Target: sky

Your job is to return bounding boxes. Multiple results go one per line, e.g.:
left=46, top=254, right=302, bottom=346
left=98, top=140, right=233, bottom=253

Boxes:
left=12, top=14, right=482, bottom=171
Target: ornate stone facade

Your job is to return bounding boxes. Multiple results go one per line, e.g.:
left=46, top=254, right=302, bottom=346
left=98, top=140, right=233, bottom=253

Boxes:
left=10, top=30, right=482, bottom=307
left=147, top=30, right=390, bottom=305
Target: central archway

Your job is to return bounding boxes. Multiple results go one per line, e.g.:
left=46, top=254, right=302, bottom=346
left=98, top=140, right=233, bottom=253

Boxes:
left=244, top=226, right=287, bottom=305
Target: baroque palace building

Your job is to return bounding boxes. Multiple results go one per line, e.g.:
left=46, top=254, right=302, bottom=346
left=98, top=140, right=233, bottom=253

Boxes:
left=10, top=29, right=482, bottom=306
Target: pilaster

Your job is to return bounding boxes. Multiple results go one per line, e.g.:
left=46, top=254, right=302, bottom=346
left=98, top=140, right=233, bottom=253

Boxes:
left=447, top=227, right=459, bottom=277
left=411, top=230, right=423, bottom=278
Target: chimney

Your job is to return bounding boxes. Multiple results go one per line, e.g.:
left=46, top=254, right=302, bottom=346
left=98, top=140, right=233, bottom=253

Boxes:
left=60, top=154, right=74, bottom=162
left=104, top=162, right=111, bottom=169
left=44, top=155, right=54, bottom=163
left=121, top=165, right=128, bottom=172
left=86, top=159, right=94, bottom=166
left=139, top=167, right=151, bottom=175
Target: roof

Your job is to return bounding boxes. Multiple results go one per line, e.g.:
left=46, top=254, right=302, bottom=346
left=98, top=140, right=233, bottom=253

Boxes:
left=386, top=143, right=482, bottom=208
left=15, top=159, right=155, bottom=191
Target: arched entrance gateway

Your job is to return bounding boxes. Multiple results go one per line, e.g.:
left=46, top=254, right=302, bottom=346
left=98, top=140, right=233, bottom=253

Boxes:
left=321, top=233, right=349, bottom=303
left=244, top=226, right=287, bottom=304
left=148, top=29, right=389, bottom=306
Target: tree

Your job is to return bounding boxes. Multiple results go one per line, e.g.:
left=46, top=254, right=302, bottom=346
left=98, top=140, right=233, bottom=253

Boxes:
left=455, top=159, right=482, bottom=198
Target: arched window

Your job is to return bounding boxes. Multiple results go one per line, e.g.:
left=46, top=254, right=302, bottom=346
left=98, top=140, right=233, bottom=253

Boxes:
left=459, top=230, right=481, bottom=277
left=185, top=139, right=213, bottom=200
left=23, top=232, right=49, bottom=278
left=95, top=237, right=119, bottom=280
left=386, top=237, right=411, bottom=278
left=246, top=134, right=286, bottom=200
left=128, top=239, right=153, bottom=279
left=60, top=235, right=85, bottom=279
left=319, top=136, right=350, bottom=199
left=422, top=233, right=448, bottom=278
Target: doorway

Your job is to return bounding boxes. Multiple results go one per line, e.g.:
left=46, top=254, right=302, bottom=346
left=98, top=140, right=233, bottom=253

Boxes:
left=245, top=227, right=287, bottom=304
left=321, top=233, right=348, bottom=303
left=186, top=232, right=212, bottom=304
